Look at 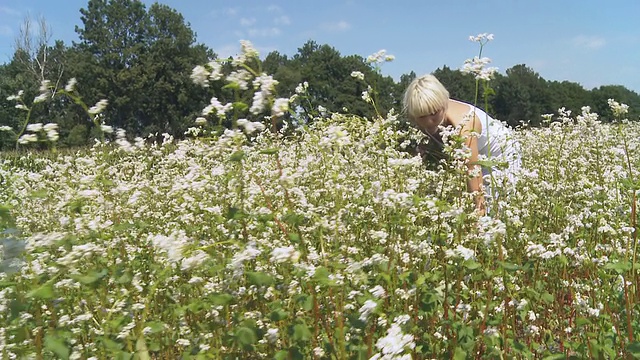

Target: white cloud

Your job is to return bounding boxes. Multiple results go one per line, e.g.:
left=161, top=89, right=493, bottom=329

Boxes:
left=240, top=17, right=256, bottom=27
left=321, top=20, right=351, bottom=32
left=212, top=42, right=275, bottom=59
left=233, top=30, right=244, bottom=38
left=213, top=44, right=240, bottom=59
left=0, top=25, right=12, bottom=37
left=225, top=7, right=239, bottom=17
left=247, top=27, right=281, bottom=38
left=274, top=15, right=290, bottom=26
left=0, top=6, right=20, bottom=17
left=572, top=35, right=605, bottom=50
left=267, top=5, right=282, bottom=13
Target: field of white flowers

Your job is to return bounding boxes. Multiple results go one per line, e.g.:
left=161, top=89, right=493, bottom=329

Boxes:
left=2, top=35, right=640, bottom=359
left=2, top=103, right=640, bottom=359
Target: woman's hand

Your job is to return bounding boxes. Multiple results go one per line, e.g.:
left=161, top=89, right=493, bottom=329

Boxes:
left=475, top=195, right=487, bottom=216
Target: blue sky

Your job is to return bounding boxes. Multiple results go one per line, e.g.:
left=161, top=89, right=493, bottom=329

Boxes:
left=1, top=0, right=639, bottom=93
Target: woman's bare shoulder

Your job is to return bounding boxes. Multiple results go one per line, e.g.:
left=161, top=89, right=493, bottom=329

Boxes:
left=447, top=100, right=482, bottom=132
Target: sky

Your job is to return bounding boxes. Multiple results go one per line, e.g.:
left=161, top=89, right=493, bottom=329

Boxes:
left=0, top=0, right=639, bottom=93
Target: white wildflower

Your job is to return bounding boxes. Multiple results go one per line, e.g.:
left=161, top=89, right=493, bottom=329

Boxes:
left=265, top=328, right=278, bottom=344
left=65, top=78, right=78, bottom=92
left=272, top=97, right=290, bottom=117
left=351, top=71, right=365, bottom=80
left=100, top=125, right=114, bottom=134
left=369, top=285, right=386, bottom=299
left=26, top=123, right=44, bottom=132
left=295, top=82, right=308, bottom=94
left=18, top=134, right=38, bottom=144
left=370, top=324, right=415, bottom=360
left=88, top=99, right=109, bottom=115
left=359, top=299, right=377, bottom=322
left=270, top=246, right=300, bottom=264
left=191, top=65, right=210, bottom=87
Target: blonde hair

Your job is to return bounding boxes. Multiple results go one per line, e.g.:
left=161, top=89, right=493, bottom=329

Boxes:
left=403, top=74, right=450, bottom=121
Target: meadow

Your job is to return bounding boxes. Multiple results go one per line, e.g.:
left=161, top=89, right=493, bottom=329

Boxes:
left=1, top=37, right=640, bottom=359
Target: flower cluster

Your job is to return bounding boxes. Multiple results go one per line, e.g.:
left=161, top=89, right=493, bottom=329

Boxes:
left=190, top=40, right=291, bottom=135
left=17, top=123, right=59, bottom=144
left=461, top=56, right=498, bottom=81
left=469, top=32, right=494, bottom=43
left=461, top=33, right=498, bottom=80
left=366, top=49, right=395, bottom=65
left=608, top=98, right=630, bottom=118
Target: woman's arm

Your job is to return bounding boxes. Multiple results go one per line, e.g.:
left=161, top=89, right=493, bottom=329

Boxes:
left=461, top=114, right=486, bottom=215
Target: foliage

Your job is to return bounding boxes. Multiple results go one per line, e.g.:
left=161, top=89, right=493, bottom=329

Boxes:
left=72, top=0, right=212, bottom=138
left=2, top=3, right=640, bottom=148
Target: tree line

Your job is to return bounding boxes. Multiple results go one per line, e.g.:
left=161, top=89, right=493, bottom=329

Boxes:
left=1, top=0, right=639, bottom=150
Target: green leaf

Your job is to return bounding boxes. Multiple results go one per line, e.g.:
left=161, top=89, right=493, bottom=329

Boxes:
left=604, top=261, right=632, bottom=273
left=99, top=336, right=124, bottom=351
left=270, top=309, right=289, bottom=322
left=0, top=280, right=17, bottom=288
left=45, top=334, right=70, bottom=360
left=27, top=283, right=55, bottom=299
left=209, top=293, right=234, bottom=306
left=116, top=271, right=133, bottom=284
left=115, top=351, right=133, bottom=360
left=235, top=326, right=257, bottom=347
left=292, top=323, right=312, bottom=342
left=259, top=148, right=279, bottom=155
left=462, top=260, right=482, bottom=270
left=232, top=101, right=248, bottom=112
left=453, top=347, right=467, bottom=360
left=575, top=316, right=591, bottom=327
left=274, top=350, right=289, bottom=360
left=288, top=233, right=301, bottom=243
left=74, top=269, right=108, bottom=285
left=229, top=150, right=245, bottom=162
left=627, top=342, right=640, bottom=358
left=542, top=354, right=567, bottom=360
left=143, top=321, right=165, bottom=334
left=283, top=212, right=306, bottom=226
left=246, top=271, right=274, bottom=286
left=498, top=261, right=520, bottom=271
left=219, top=82, right=238, bottom=91
left=541, top=292, right=554, bottom=304
left=312, top=267, right=333, bottom=286
left=29, top=189, right=48, bottom=198
left=294, top=294, right=313, bottom=311
left=135, top=335, right=150, bottom=360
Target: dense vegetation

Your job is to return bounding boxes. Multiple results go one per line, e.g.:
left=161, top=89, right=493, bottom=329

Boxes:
left=1, top=0, right=639, bottom=150
left=2, top=1, right=640, bottom=358
left=2, top=99, right=640, bottom=359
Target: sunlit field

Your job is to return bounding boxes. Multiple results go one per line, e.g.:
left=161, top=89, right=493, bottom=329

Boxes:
left=2, top=37, right=640, bottom=359
left=2, top=106, right=640, bottom=359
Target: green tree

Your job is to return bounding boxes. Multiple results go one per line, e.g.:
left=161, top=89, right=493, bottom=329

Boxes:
left=263, top=50, right=300, bottom=97
left=136, top=3, right=212, bottom=136
left=491, top=64, right=551, bottom=127
left=73, top=0, right=150, bottom=135
left=432, top=66, right=477, bottom=104
left=72, top=0, right=212, bottom=138
left=547, top=80, right=592, bottom=117
left=590, top=85, right=640, bottom=122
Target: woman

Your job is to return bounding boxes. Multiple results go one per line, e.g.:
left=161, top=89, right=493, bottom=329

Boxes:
left=403, top=74, right=521, bottom=215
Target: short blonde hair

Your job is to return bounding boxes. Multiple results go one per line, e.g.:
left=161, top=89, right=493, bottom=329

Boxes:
left=403, top=74, right=450, bottom=121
